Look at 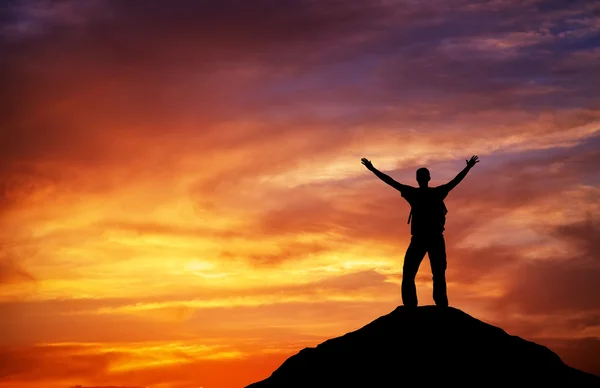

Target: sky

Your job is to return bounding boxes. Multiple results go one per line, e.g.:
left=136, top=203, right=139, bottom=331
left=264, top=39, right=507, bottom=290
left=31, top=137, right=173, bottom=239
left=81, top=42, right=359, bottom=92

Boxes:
left=1, top=0, right=600, bottom=387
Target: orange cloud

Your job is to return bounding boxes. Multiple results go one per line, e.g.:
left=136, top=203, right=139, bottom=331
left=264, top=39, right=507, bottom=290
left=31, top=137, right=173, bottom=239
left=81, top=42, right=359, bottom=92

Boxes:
left=0, top=341, right=290, bottom=388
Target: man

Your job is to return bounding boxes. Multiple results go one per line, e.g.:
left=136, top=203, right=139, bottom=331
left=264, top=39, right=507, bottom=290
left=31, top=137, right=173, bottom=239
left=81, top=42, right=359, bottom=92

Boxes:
left=361, top=155, right=479, bottom=307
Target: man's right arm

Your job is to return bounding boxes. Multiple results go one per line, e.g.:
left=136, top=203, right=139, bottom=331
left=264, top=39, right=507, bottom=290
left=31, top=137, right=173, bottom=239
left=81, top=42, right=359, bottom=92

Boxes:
left=361, top=158, right=408, bottom=192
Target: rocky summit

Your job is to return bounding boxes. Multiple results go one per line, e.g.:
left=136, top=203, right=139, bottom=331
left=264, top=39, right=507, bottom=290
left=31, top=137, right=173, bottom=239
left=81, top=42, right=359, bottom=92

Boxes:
left=247, top=306, right=600, bottom=387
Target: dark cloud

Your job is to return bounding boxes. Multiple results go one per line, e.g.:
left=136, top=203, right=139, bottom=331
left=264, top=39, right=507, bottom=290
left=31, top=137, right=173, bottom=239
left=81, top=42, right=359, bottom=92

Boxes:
left=496, top=216, right=600, bottom=314
left=445, top=244, right=519, bottom=284
left=537, top=337, right=600, bottom=377
left=0, top=0, right=598, bottom=217
left=2, top=0, right=599, bottom=166
left=0, top=0, right=391, bottom=218
left=438, top=133, right=600, bottom=226
left=552, top=216, right=600, bottom=260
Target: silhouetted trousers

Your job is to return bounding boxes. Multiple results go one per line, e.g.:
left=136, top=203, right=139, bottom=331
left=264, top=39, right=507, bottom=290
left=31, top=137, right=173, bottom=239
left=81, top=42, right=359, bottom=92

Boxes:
left=401, top=233, right=448, bottom=307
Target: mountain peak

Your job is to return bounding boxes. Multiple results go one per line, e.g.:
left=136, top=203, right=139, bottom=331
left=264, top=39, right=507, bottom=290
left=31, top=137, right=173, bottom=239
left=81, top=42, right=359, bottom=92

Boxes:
left=247, top=306, right=600, bottom=387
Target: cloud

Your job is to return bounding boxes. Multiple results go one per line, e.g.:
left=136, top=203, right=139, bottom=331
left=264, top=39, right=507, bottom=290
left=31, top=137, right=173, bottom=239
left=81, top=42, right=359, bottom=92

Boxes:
left=2, top=0, right=599, bottom=174
left=1, top=0, right=108, bottom=38
left=0, top=343, right=117, bottom=382
left=68, top=386, right=145, bottom=388
left=538, top=337, right=600, bottom=377
left=0, top=255, right=34, bottom=285
left=495, top=216, right=600, bottom=314
left=0, top=0, right=598, bottom=232
left=0, top=341, right=288, bottom=388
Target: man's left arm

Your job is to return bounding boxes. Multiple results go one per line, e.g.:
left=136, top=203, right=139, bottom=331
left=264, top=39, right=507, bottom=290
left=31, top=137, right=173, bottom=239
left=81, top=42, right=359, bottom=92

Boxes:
left=444, top=155, right=479, bottom=192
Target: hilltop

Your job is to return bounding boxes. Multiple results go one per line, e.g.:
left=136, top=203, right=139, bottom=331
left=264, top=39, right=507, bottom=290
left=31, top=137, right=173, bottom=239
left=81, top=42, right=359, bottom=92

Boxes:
left=247, top=306, right=600, bottom=387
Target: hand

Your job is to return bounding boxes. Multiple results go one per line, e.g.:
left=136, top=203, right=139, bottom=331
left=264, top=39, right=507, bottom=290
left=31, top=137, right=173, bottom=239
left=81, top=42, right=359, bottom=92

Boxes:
left=361, top=158, right=374, bottom=170
left=466, top=155, right=479, bottom=168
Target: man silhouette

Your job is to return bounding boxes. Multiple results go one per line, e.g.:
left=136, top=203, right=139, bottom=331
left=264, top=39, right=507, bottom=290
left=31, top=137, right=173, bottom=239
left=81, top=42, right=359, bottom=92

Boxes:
left=361, top=155, right=479, bottom=307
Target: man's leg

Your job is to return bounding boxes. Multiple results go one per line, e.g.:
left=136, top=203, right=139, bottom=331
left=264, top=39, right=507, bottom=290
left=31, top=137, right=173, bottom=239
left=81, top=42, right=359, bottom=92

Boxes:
left=402, top=236, right=427, bottom=307
left=428, top=234, right=448, bottom=307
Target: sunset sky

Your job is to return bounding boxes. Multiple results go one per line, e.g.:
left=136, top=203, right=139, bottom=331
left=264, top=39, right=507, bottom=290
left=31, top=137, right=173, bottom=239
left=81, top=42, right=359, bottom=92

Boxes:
left=1, top=0, right=600, bottom=387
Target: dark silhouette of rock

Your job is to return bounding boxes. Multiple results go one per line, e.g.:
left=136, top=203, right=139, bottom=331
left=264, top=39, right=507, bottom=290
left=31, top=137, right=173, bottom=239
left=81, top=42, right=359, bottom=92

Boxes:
left=246, top=306, right=600, bottom=387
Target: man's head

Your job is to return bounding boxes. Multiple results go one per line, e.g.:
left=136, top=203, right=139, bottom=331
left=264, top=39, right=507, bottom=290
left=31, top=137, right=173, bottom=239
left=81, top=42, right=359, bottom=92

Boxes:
left=416, top=167, right=430, bottom=187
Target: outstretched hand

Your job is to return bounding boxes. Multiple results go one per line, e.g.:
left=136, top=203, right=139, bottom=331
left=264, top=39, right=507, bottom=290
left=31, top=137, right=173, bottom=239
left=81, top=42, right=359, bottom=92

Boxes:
left=466, top=155, right=479, bottom=168
left=361, top=158, right=374, bottom=170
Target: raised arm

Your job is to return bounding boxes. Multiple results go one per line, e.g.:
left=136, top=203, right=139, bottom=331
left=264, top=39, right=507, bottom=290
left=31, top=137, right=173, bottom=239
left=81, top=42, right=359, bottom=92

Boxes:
left=444, top=155, right=479, bottom=192
left=361, top=158, right=408, bottom=192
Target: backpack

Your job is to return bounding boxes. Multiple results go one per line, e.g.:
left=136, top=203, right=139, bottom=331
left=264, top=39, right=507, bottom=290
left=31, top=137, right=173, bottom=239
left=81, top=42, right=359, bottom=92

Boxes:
left=407, top=200, right=448, bottom=225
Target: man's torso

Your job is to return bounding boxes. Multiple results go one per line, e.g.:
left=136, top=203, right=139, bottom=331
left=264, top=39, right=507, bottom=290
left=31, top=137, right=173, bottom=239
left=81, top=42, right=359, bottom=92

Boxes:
left=402, top=186, right=449, bottom=236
